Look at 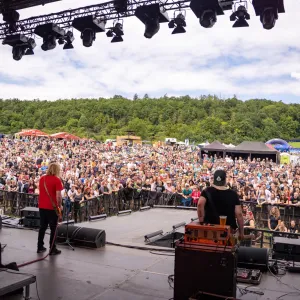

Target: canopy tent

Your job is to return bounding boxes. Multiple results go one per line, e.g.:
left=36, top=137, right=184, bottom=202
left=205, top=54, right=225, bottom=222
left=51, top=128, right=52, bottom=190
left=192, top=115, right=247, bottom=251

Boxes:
left=16, top=129, right=49, bottom=137
left=227, top=141, right=279, bottom=163
left=50, top=132, right=81, bottom=140
left=201, top=141, right=227, bottom=158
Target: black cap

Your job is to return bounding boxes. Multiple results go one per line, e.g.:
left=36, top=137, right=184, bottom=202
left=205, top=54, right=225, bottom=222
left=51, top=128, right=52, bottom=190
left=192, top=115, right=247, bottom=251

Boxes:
left=213, top=170, right=226, bottom=186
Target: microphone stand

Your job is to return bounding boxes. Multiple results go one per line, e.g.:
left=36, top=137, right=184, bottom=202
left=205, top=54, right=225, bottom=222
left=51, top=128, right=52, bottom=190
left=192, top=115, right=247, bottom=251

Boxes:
left=58, top=186, right=75, bottom=251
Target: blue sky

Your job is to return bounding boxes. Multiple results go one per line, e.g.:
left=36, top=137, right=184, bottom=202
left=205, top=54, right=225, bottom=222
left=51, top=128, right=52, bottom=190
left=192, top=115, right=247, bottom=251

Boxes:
left=0, top=0, right=299, bottom=104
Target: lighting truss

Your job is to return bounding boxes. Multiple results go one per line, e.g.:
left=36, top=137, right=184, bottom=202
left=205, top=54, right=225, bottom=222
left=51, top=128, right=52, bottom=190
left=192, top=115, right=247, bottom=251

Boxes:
left=0, top=0, right=60, bottom=13
left=0, top=0, right=235, bottom=40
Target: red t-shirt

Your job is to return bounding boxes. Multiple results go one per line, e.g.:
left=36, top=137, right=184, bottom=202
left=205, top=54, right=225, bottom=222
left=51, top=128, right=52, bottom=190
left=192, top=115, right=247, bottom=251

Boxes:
left=38, top=175, right=63, bottom=210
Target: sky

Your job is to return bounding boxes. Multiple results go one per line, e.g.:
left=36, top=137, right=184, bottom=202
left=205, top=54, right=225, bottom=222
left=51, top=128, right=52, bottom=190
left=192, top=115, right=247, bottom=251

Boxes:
left=0, top=0, right=300, bottom=103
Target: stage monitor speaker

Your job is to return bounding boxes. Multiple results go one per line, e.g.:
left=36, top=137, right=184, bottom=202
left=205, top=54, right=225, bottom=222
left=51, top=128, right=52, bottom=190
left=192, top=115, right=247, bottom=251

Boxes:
left=73, top=227, right=106, bottom=248
left=21, top=207, right=40, bottom=218
left=237, top=246, right=269, bottom=272
left=56, top=225, right=81, bottom=243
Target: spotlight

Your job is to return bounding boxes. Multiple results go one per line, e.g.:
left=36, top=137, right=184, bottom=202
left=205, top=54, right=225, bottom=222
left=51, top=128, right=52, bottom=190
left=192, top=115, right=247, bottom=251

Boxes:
left=230, top=5, right=250, bottom=28
left=168, top=12, right=187, bottom=34
left=34, top=23, right=65, bottom=51
left=190, top=0, right=224, bottom=28
left=2, top=34, right=36, bottom=61
left=144, top=230, right=163, bottom=241
left=135, top=4, right=169, bottom=39
left=2, top=10, right=20, bottom=32
left=117, top=209, right=132, bottom=216
left=62, top=31, right=75, bottom=50
left=106, top=22, right=124, bottom=43
left=252, top=0, right=285, bottom=30
left=72, top=15, right=106, bottom=47
left=114, top=0, right=128, bottom=13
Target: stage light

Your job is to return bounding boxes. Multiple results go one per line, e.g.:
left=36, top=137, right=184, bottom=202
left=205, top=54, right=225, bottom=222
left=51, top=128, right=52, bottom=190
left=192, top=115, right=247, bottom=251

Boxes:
left=61, top=220, right=75, bottom=225
left=2, top=10, right=20, bottom=32
left=140, top=206, right=151, bottom=211
left=144, top=230, right=163, bottom=241
left=190, top=0, right=224, bottom=28
left=72, top=15, right=106, bottom=47
left=35, top=23, right=65, bottom=51
left=106, top=22, right=124, bottom=43
left=2, top=34, right=36, bottom=61
left=230, top=5, right=250, bottom=28
left=191, top=217, right=198, bottom=222
left=252, top=0, right=285, bottom=30
left=135, top=4, right=169, bottom=39
left=117, top=209, right=132, bottom=216
left=62, top=30, right=75, bottom=50
left=89, top=214, right=107, bottom=221
left=114, top=0, right=128, bottom=13
left=168, top=12, right=186, bottom=34
left=172, top=222, right=186, bottom=230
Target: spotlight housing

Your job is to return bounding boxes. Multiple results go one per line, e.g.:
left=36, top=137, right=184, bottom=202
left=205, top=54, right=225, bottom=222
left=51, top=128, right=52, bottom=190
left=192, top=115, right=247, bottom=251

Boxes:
left=62, top=30, right=75, bottom=50
left=230, top=5, right=250, bottom=28
left=168, top=12, right=187, bottom=34
left=72, top=15, right=106, bottom=47
left=107, top=22, right=124, bottom=43
left=2, top=34, right=36, bottom=61
left=135, top=4, right=169, bottom=39
left=2, top=10, right=20, bottom=32
left=252, top=0, right=285, bottom=30
left=34, top=23, right=65, bottom=51
left=190, top=0, right=224, bottom=28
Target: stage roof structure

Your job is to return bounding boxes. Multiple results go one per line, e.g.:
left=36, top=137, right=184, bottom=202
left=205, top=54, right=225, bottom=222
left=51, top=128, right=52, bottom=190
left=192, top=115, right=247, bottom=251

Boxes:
left=0, top=0, right=60, bottom=13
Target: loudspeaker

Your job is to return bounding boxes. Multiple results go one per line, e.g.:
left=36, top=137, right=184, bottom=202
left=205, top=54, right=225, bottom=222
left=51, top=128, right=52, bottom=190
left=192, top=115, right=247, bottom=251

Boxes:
left=21, top=207, right=40, bottom=218
left=56, top=225, right=81, bottom=243
left=73, top=227, right=106, bottom=248
left=237, top=247, right=269, bottom=272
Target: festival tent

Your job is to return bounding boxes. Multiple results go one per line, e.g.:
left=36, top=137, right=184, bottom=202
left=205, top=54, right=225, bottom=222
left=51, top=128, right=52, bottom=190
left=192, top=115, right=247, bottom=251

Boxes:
left=50, top=132, right=81, bottom=140
left=16, top=129, right=49, bottom=137
left=228, top=141, right=279, bottom=162
left=201, top=141, right=227, bottom=158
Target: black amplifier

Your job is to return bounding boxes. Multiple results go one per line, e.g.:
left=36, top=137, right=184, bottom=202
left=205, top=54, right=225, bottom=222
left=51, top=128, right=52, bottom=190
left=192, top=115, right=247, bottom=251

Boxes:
left=273, top=237, right=300, bottom=262
left=273, top=237, right=300, bottom=255
left=21, top=207, right=40, bottom=218
left=174, top=242, right=237, bottom=300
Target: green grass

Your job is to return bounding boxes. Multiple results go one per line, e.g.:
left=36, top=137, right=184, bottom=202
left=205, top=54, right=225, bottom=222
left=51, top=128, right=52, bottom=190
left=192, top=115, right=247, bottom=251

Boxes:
left=289, top=142, right=300, bottom=148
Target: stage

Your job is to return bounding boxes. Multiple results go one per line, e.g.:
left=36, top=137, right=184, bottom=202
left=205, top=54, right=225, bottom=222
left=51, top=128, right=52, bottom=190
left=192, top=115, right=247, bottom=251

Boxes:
left=1, top=208, right=300, bottom=300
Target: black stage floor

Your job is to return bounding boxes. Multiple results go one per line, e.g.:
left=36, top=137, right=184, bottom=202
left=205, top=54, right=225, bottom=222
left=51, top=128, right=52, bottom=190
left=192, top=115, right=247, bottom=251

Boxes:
left=1, top=209, right=300, bottom=300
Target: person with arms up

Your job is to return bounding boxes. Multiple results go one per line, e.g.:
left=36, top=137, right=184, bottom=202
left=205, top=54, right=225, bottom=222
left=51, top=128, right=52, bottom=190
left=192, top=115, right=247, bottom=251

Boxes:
left=37, top=162, right=63, bottom=255
left=197, top=170, right=244, bottom=240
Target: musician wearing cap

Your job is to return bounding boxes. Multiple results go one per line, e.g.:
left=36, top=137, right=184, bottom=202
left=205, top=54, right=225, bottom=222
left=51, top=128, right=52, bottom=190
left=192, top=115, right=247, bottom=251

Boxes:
left=37, top=162, right=63, bottom=255
left=197, top=170, right=244, bottom=240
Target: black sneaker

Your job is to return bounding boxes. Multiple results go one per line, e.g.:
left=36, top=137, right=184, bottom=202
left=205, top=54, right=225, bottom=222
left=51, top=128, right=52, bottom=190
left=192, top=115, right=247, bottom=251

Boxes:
left=37, top=247, right=47, bottom=253
left=49, top=248, right=61, bottom=256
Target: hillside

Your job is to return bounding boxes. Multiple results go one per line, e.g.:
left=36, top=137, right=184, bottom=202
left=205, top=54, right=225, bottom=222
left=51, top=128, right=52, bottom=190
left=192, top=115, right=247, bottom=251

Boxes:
left=0, top=95, right=299, bottom=143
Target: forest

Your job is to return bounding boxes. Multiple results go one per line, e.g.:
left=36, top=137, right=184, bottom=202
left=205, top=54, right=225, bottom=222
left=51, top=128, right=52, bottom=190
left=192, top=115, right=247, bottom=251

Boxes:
left=0, top=95, right=299, bottom=144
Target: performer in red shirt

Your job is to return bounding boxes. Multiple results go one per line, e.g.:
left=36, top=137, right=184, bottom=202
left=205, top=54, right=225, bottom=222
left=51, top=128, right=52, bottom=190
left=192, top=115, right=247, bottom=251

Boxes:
left=37, top=162, right=63, bottom=255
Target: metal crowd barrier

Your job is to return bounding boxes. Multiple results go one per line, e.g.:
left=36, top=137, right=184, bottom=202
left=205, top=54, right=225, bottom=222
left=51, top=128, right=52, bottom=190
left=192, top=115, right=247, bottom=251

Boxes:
left=0, top=190, right=38, bottom=216
left=240, top=200, right=300, bottom=227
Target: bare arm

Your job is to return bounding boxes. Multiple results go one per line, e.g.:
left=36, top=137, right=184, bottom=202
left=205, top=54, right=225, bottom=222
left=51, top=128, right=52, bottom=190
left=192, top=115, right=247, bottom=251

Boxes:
left=56, top=190, right=62, bottom=207
left=197, top=196, right=206, bottom=223
left=235, top=205, right=244, bottom=236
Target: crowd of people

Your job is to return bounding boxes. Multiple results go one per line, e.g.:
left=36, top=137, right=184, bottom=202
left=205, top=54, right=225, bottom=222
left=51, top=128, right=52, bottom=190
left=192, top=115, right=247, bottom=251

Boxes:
left=0, top=136, right=300, bottom=232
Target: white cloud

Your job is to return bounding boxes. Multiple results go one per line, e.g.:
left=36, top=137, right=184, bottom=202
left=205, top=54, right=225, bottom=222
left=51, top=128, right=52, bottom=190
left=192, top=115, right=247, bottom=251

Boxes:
left=0, top=0, right=299, bottom=102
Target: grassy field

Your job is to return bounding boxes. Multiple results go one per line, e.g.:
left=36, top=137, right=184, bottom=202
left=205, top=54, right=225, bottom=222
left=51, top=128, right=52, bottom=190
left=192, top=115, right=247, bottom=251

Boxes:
left=289, top=142, right=300, bottom=148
